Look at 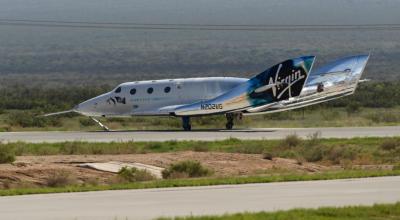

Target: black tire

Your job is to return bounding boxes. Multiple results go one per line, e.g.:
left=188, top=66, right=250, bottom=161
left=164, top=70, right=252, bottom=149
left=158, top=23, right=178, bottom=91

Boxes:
left=183, top=125, right=192, bottom=131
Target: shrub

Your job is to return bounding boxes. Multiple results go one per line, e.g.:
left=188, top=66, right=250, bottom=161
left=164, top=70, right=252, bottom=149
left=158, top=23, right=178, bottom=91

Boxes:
left=262, top=151, right=274, bottom=160
left=326, top=146, right=356, bottom=164
left=366, top=112, right=400, bottom=123
left=0, top=144, right=16, bottom=164
left=162, top=160, right=212, bottom=179
left=303, top=146, right=324, bottom=162
left=46, top=170, right=76, bottom=187
left=117, top=167, right=156, bottom=182
left=281, top=134, right=302, bottom=148
left=326, top=146, right=346, bottom=164
left=148, top=142, right=162, bottom=150
left=7, top=111, right=61, bottom=128
left=60, top=142, right=80, bottom=155
left=79, top=117, right=95, bottom=127
left=346, top=102, right=361, bottom=115
left=380, top=139, right=399, bottom=151
left=321, top=109, right=340, bottom=121
left=306, top=132, right=322, bottom=146
left=193, top=145, right=209, bottom=152
left=393, top=163, right=400, bottom=171
left=224, top=137, right=242, bottom=144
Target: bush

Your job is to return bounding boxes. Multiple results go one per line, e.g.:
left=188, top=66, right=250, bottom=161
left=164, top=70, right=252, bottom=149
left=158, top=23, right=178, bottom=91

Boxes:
left=366, top=112, right=400, bottom=124
left=346, top=102, right=361, bottom=115
left=306, top=132, right=322, bottom=146
left=281, top=134, right=302, bottom=148
left=117, top=167, right=156, bottom=182
left=393, top=163, right=400, bottom=171
left=59, top=142, right=80, bottom=155
left=380, top=139, right=400, bottom=151
left=0, top=144, right=16, bottom=164
left=46, top=170, right=76, bottom=187
left=303, top=146, right=324, bottom=162
left=193, top=145, right=209, bottom=152
left=327, top=146, right=356, bottom=164
left=162, top=160, right=212, bottom=179
left=7, top=111, right=61, bottom=128
left=79, top=118, right=95, bottom=127
left=262, top=151, right=274, bottom=160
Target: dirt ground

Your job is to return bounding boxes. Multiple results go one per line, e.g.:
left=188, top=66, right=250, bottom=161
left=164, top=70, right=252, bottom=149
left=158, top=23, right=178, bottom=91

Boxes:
left=0, top=151, right=333, bottom=189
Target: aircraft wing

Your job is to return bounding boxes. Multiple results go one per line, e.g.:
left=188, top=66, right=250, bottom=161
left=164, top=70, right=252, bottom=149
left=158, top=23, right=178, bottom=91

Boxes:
left=171, top=56, right=316, bottom=116
left=243, top=54, right=370, bottom=115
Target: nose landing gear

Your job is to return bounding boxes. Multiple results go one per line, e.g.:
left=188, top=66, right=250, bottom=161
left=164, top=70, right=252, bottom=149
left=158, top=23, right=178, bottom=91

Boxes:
left=90, top=117, right=110, bottom=131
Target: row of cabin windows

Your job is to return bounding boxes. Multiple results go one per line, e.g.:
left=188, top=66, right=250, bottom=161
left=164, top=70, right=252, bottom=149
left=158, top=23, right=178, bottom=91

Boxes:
left=115, top=86, right=171, bottom=95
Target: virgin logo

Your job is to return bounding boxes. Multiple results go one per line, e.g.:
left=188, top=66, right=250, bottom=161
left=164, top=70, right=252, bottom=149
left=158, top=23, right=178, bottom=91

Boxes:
left=255, top=64, right=305, bottom=99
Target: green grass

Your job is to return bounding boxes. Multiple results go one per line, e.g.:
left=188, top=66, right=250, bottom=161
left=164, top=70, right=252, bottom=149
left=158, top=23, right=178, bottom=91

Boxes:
left=155, top=202, right=400, bottom=220
left=1, top=169, right=399, bottom=197
left=1, top=107, right=400, bottom=131
left=4, top=136, right=400, bottom=165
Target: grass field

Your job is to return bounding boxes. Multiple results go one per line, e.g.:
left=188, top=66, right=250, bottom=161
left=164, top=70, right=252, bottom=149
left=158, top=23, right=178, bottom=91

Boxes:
left=1, top=136, right=399, bottom=196
left=1, top=107, right=399, bottom=131
left=155, top=202, right=400, bottom=220
left=3, top=136, right=400, bottom=165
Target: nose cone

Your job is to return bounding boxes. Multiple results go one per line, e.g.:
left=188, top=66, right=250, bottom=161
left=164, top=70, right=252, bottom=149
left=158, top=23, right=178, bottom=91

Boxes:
left=75, top=93, right=109, bottom=116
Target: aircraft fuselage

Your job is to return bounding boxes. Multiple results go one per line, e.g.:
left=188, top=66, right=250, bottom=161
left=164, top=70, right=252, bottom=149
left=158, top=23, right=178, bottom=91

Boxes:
left=75, top=77, right=248, bottom=117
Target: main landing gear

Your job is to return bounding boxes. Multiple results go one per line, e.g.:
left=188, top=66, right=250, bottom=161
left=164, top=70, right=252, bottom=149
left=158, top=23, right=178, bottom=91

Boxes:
left=181, top=114, right=242, bottom=131
left=225, top=113, right=242, bottom=130
left=182, top=116, right=192, bottom=131
left=225, top=113, right=234, bottom=130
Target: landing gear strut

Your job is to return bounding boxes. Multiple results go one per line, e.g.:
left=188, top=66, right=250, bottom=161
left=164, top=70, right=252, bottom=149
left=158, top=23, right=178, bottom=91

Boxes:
left=182, top=116, right=192, bottom=131
left=225, top=113, right=234, bottom=130
left=90, top=117, right=110, bottom=131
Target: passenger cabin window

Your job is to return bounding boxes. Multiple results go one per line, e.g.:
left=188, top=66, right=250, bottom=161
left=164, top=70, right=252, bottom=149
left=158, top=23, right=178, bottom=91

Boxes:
left=130, top=88, right=136, bottom=95
left=147, top=87, right=154, bottom=94
left=115, top=87, right=121, bottom=93
left=164, top=86, right=171, bottom=93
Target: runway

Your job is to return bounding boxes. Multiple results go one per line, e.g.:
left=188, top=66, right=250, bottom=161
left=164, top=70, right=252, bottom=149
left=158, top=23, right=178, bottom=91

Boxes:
left=0, top=126, right=399, bottom=142
left=0, top=176, right=399, bottom=220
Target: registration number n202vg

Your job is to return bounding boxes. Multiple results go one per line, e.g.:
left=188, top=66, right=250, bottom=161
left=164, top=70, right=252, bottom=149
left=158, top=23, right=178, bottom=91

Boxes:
left=201, top=103, right=223, bottom=110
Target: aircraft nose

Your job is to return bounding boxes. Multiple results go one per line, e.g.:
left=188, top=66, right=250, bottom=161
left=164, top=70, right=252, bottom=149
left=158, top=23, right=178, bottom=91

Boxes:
left=75, top=99, right=98, bottom=116
left=74, top=93, right=110, bottom=116
left=73, top=104, right=80, bottom=111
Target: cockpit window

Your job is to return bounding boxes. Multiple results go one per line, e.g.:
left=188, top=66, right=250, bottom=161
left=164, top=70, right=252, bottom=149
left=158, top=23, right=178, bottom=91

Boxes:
left=115, top=87, right=121, bottom=93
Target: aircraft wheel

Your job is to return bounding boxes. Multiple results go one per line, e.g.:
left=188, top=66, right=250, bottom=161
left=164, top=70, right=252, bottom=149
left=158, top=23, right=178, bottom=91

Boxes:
left=183, top=124, right=192, bottom=131
left=225, top=113, right=234, bottom=130
left=182, top=116, right=192, bottom=131
left=225, top=122, right=233, bottom=130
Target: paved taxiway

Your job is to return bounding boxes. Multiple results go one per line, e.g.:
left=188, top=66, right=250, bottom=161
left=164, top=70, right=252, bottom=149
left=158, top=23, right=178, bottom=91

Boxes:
left=0, top=126, right=399, bottom=142
left=0, top=176, right=399, bottom=220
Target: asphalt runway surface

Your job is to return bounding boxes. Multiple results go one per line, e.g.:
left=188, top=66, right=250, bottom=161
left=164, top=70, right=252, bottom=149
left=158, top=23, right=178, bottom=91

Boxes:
left=0, top=126, right=399, bottom=142
left=0, top=176, right=399, bottom=220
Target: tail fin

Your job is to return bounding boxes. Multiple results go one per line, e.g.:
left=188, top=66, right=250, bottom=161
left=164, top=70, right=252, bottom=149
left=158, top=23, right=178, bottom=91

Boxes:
left=248, top=56, right=315, bottom=103
left=173, top=56, right=315, bottom=116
